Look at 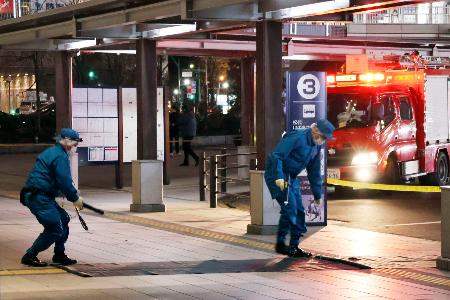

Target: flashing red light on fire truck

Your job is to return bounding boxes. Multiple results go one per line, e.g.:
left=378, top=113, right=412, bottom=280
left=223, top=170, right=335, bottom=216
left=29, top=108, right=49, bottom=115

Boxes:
left=327, top=72, right=386, bottom=84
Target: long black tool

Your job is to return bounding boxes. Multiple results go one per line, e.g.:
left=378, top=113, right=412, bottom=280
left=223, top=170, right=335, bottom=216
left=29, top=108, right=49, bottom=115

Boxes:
left=75, top=207, right=89, bottom=231
left=83, top=203, right=105, bottom=215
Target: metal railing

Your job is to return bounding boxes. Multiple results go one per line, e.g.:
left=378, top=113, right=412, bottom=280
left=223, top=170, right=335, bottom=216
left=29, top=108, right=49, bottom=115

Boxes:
left=199, top=148, right=257, bottom=208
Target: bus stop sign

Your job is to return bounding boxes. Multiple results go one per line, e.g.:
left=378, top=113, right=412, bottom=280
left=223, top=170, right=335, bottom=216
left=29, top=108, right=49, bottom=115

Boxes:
left=286, top=71, right=327, bottom=226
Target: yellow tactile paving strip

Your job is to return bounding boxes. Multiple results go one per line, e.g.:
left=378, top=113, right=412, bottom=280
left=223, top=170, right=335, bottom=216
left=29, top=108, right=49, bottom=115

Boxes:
left=104, top=211, right=275, bottom=252
left=0, top=268, right=66, bottom=276
left=373, top=269, right=450, bottom=288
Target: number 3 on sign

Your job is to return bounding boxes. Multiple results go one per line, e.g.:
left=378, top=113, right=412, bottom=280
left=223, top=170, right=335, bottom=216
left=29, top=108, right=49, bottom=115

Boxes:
left=297, top=74, right=320, bottom=100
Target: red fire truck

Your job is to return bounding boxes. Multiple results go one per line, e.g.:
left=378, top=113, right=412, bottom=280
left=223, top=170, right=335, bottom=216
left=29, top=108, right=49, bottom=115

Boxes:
left=326, top=69, right=450, bottom=186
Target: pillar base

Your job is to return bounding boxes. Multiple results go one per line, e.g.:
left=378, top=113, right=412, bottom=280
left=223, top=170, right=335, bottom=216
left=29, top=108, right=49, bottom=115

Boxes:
left=437, top=256, right=450, bottom=270
left=130, top=204, right=166, bottom=213
left=247, top=224, right=278, bottom=235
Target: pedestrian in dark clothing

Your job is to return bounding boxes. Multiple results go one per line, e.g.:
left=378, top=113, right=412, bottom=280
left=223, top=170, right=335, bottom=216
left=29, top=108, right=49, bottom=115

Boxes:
left=178, top=106, right=199, bottom=166
left=169, top=106, right=180, bottom=156
left=20, top=128, right=84, bottom=267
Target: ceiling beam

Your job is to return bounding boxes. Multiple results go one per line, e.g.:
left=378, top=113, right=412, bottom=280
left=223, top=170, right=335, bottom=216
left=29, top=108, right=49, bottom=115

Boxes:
left=78, top=0, right=182, bottom=31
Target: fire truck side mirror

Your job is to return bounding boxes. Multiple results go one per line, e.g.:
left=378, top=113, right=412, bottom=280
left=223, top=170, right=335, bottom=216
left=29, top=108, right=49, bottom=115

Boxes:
left=373, top=103, right=384, bottom=121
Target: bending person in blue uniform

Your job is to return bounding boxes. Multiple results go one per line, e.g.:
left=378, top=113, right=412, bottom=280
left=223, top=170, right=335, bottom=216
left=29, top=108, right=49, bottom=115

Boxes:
left=20, top=128, right=84, bottom=267
left=264, top=120, right=335, bottom=257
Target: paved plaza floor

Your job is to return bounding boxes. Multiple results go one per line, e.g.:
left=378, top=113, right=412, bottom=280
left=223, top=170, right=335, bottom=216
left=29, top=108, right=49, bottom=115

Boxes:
left=0, top=152, right=449, bottom=299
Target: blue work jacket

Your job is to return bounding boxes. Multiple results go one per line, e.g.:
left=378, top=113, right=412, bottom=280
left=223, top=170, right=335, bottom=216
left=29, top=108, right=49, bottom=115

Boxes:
left=25, top=144, right=79, bottom=202
left=265, top=128, right=322, bottom=201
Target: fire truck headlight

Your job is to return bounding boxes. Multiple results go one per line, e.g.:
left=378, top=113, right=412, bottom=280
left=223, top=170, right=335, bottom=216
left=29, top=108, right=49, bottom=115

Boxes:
left=356, top=169, right=373, bottom=181
left=351, top=152, right=378, bottom=166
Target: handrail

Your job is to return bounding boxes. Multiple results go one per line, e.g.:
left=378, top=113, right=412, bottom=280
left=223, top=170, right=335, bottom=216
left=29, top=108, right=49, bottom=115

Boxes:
left=198, top=148, right=257, bottom=207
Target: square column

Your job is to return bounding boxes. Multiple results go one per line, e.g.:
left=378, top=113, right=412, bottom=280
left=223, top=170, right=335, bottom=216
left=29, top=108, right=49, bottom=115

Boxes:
left=136, top=38, right=158, bottom=160
left=255, top=21, right=283, bottom=169
left=240, top=57, right=255, bottom=146
left=55, top=51, right=73, bottom=132
left=132, top=38, right=165, bottom=212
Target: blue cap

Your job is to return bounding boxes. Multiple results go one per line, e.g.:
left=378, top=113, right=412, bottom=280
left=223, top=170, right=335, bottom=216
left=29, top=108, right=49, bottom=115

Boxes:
left=316, top=119, right=335, bottom=140
left=54, top=128, right=82, bottom=142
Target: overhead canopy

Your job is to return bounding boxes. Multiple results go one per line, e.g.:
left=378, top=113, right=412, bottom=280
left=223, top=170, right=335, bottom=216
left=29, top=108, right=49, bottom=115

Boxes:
left=0, top=0, right=435, bottom=52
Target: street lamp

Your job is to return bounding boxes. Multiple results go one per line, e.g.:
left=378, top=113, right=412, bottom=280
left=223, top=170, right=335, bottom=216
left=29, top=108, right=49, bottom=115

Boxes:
left=173, top=88, right=179, bottom=95
left=219, top=75, right=225, bottom=81
left=222, top=81, right=229, bottom=89
left=189, top=63, right=195, bottom=69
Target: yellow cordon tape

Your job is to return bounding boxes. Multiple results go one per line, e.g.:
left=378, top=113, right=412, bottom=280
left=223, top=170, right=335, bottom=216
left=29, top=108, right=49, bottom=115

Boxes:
left=327, top=178, right=441, bottom=193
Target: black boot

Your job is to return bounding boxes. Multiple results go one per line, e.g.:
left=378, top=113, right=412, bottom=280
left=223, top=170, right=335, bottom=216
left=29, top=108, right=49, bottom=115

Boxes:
left=275, top=242, right=290, bottom=255
left=21, top=253, right=48, bottom=267
left=52, top=253, right=77, bottom=266
left=288, top=247, right=312, bottom=258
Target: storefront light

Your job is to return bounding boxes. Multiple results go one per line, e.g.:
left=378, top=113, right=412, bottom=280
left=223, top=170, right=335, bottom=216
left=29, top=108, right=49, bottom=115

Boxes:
left=351, top=152, right=378, bottom=166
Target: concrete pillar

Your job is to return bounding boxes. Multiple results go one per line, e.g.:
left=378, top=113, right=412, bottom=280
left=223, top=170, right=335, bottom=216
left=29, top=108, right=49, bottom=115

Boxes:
left=136, top=38, right=158, bottom=160
left=131, top=160, right=165, bottom=212
left=247, top=170, right=279, bottom=235
left=437, top=186, right=450, bottom=270
left=240, top=57, right=255, bottom=146
left=255, top=21, right=283, bottom=169
left=132, top=38, right=165, bottom=212
left=55, top=51, right=72, bottom=132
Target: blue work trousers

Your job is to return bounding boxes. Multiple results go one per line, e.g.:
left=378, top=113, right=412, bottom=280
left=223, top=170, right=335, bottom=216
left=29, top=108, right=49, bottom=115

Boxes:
left=275, top=176, right=307, bottom=248
left=25, top=194, right=70, bottom=257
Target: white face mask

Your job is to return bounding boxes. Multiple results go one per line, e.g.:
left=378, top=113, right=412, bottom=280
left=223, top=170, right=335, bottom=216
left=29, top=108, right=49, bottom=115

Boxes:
left=313, top=136, right=325, bottom=146
left=69, top=146, right=78, bottom=155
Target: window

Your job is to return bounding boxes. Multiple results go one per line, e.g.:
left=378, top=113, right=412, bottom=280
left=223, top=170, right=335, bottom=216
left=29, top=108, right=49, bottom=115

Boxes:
left=399, top=97, right=413, bottom=120
left=380, top=95, right=396, bottom=126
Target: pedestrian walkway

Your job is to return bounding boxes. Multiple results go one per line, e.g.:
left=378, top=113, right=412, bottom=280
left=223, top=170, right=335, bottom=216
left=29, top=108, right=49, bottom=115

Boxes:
left=1, top=196, right=450, bottom=299
left=1, top=152, right=449, bottom=299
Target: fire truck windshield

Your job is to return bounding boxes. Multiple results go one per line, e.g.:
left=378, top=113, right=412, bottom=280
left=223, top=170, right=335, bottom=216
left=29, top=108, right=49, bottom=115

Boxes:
left=328, top=93, right=375, bottom=130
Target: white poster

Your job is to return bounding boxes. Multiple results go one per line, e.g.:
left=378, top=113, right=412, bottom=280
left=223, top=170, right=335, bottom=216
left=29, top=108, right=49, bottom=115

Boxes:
left=88, top=118, right=103, bottom=133
left=89, top=134, right=104, bottom=147
left=72, top=118, right=88, bottom=133
left=89, top=147, right=104, bottom=161
left=72, top=88, right=87, bottom=103
left=103, top=89, right=117, bottom=104
left=103, top=104, right=117, bottom=117
left=88, top=102, right=103, bottom=117
left=104, top=133, right=118, bottom=147
left=122, top=88, right=137, bottom=163
left=72, top=87, right=119, bottom=163
left=103, top=118, right=118, bottom=133
left=88, top=88, right=103, bottom=102
left=72, top=103, right=87, bottom=117
left=105, top=147, right=118, bottom=161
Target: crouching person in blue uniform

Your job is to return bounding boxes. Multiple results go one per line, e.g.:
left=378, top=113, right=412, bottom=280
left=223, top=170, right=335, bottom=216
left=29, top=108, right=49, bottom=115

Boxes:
left=20, top=128, right=84, bottom=267
left=264, top=120, right=335, bottom=257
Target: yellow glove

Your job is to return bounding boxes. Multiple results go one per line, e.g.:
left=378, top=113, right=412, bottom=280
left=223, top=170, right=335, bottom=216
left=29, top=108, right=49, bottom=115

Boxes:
left=73, top=196, right=84, bottom=210
left=275, top=179, right=286, bottom=191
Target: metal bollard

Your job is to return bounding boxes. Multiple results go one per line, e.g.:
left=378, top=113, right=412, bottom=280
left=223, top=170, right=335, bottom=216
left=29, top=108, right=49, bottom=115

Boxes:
left=210, top=155, right=217, bottom=208
left=199, top=152, right=206, bottom=202
left=220, top=148, right=227, bottom=193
